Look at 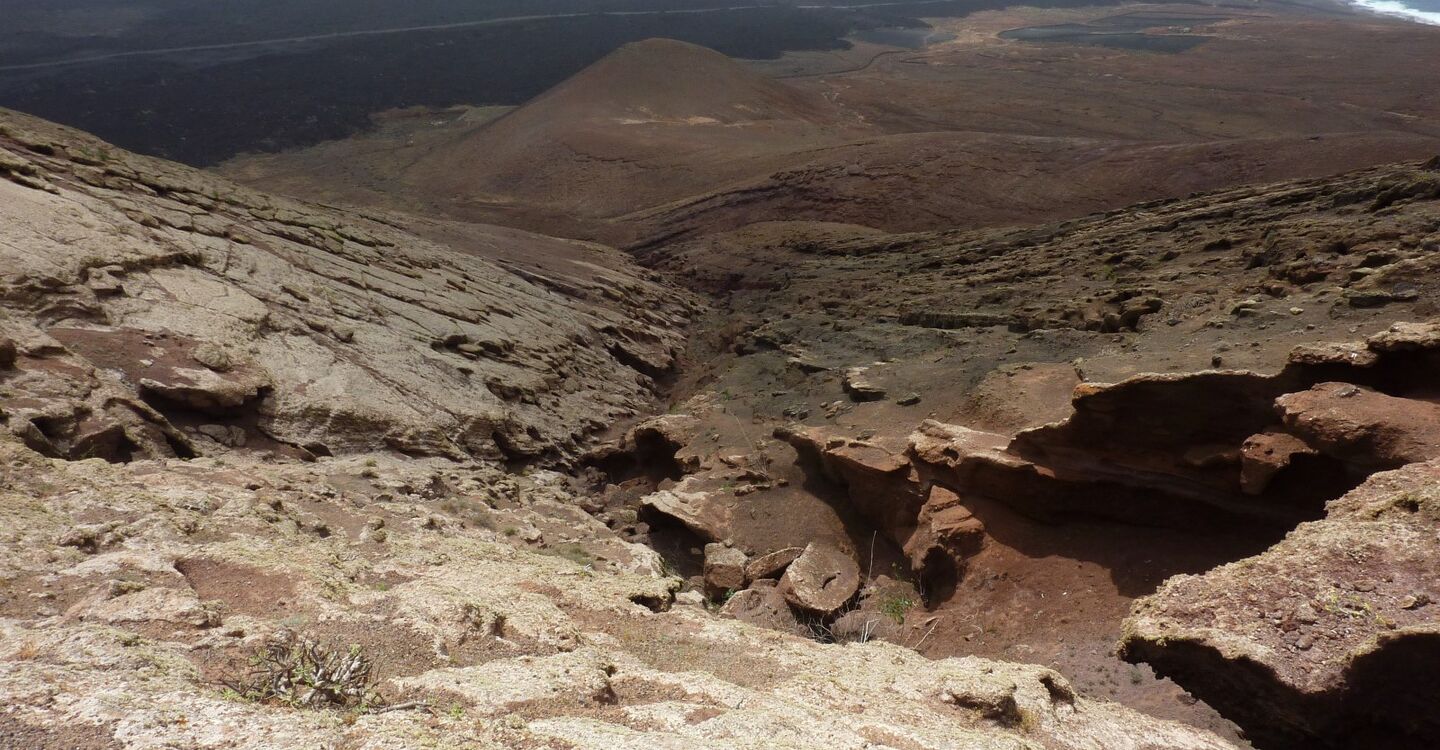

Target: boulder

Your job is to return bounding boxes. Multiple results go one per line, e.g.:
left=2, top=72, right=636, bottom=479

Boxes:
left=718, top=579, right=808, bottom=637
left=781, top=542, right=861, bottom=615
left=638, top=480, right=731, bottom=542
left=0, top=336, right=15, bottom=369
left=139, top=367, right=269, bottom=413
left=1276, top=382, right=1440, bottom=471
left=1239, top=431, right=1319, bottom=495
left=703, top=543, right=747, bottom=597
left=191, top=342, right=235, bottom=372
left=842, top=367, right=886, bottom=402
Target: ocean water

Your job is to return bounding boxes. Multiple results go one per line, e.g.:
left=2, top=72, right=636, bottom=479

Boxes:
left=1351, top=0, right=1440, bottom=25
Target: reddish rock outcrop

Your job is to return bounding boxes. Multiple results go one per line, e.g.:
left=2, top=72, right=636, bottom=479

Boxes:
left=1005, top=371, right=1307, bottom=523
left=909, top=415, right=1284, bottom=530
left=1239, top=432, right=1319, bottom=495
left=903, top=485, right=985, bottom=599
left=777, top=425, right=924, bottom=535
left=777, top=425, right=981, bottom=597
left=1276, top=382, right=1440, bottom=472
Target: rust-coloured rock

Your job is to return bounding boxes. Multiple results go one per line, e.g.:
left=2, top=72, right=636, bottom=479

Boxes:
left=1239, top=432, right=1319, bottom=495
left=703, top=542, right=747, bottom=597
left=1277, top=382, right=1440, bottom=471
left=781, top=542, right=861, bottom=615
left=745, top=547, right=803, bottom=582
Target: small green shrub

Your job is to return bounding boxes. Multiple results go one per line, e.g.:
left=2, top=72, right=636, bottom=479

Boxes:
left=878, top=592, right=915, bottom=625
left=221, top=635, right=385, bottom=711
left=544, top=543, right=594, bottom=568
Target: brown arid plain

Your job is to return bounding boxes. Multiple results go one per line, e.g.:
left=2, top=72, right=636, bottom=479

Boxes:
left=4, top=1, right=1440, bottom=748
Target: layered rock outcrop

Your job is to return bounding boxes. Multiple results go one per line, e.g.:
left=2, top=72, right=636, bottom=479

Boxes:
left=771, top=324, right=1440, bottom=698
left=1275, top=382, right=1440, bottom=472
left=907, top=322, right=1440, bottom=533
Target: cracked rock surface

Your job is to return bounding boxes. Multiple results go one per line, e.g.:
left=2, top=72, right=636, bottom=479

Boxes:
left=0, top=108, right=697, bottom=464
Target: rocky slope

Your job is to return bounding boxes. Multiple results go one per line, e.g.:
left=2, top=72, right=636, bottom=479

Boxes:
left=1115, top=327, right=1440, bottom=750
left=596, top=155, right=1440, bottom=742
left=8, top=15, right=1440, bottom=743
left=0, top=107, right=696, bottom=465
left=0, top=435, right=1239, bottom=750
left=0, top=110, right=1247, bottom=749
left=612, top=318, right=1440, bottom=747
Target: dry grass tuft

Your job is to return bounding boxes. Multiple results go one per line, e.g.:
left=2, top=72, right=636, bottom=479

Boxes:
left=12, top=640, right=43, bottom=661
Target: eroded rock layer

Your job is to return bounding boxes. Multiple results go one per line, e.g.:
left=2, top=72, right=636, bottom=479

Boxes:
left=768, top=321, right=1440, bottom=750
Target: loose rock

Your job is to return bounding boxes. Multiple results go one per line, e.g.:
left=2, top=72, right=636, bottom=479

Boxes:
left=703, top=542, right=747, bottom=597
left=781, top=542, right=861, bottom=615
left=745, top=547, right=803, bottom=581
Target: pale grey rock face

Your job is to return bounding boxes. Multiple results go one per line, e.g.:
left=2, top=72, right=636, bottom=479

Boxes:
left=0, top=108, right=697, bottom=463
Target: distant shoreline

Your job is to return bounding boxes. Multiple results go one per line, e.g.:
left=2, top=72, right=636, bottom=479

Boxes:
left=1348, top=0, right=1440, bottom=25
